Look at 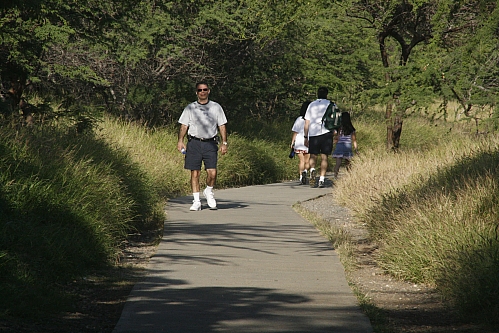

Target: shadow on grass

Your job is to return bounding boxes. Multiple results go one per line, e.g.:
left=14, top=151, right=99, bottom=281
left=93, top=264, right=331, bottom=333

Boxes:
left=0, top=126, right=164, bottom=319
left=364, top=148, right=499, bottom=327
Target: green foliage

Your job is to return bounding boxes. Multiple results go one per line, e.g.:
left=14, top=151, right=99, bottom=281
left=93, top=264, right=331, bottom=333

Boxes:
left=0, top=114, right=300, bottom=318
left=2, top=0, right=499, bottom=131
left=299, top=4, right=381, bottom=109
left=0, top=123, right=164, bottom=316
left=2, top=0, right=383, bottom=126
left=435, top=2, right=499, bottom=128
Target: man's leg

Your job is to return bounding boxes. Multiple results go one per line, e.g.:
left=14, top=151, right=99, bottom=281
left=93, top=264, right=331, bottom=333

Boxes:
left=190, top=170, right=202, bottom=211
left=203, top=168, right=218, bottom=209
left=308, top=154, right=317, bottom=185
left=191, top=170, right=201, bottom=192
left=320, top=153, right=328, bottom=177
left=316, top=154, right=328, bottom=187
left=206, top=168, right=217, bottom=187
left=317, top=132, right=333, bottom=188
left=309, top=154, right=317, bottom=171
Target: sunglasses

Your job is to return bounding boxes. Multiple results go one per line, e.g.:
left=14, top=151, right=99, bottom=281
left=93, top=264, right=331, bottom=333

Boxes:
left=197, top=88, right=209, bottom=92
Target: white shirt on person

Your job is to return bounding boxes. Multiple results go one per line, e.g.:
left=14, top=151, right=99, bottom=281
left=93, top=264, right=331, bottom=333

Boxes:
left=178, top=100, right=227, bottom=139
left=291, top=116, right=308, bottom=152
left=304, top=99, right=331, bottom=137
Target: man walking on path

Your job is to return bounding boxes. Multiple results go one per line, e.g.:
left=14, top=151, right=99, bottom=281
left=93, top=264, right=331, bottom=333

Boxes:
left=112, top=182, right=373, bottom=333
left=304, top=87, right=333, bottom=188
left=177, top=82, right=228, bottom=211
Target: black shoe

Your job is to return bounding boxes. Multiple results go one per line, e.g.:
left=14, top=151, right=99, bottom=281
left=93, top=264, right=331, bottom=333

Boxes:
left=310, top=169, right=316, bottom=187
left=300, top=171, right=307, bottom=185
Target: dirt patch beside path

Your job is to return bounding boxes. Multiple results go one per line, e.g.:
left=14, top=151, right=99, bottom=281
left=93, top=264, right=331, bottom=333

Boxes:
left=298, top=192, right=485, bottom=333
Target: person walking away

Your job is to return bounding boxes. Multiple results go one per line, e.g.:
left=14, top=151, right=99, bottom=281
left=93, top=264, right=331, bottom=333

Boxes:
left=332, top=112, right=357, bottom=178
left=177, top=82, right=228, bottom=211
left=291, top=101, right=311, bottom=185
left=304, top=87, right=333, bottom=188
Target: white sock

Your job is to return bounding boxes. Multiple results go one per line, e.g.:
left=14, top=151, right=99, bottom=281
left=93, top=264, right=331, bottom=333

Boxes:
left=310, top=168, right=315, bottom=173
left=319, top=176, right=325, bottom=181
left=193, top=192, right=200, bottom=202
left=205, top=186, right=213, bottom=193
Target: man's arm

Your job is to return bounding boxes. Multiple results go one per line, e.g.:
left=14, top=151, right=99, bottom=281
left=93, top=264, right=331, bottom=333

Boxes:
left=177, top=124, right=188, bottom=152
left=304, top=120, right=310, bottom=147
left=218, top=124, right=228, bottom=155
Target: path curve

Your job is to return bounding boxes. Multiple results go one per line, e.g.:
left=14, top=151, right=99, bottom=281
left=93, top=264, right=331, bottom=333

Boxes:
left=113, top=181, right=373, bottom=333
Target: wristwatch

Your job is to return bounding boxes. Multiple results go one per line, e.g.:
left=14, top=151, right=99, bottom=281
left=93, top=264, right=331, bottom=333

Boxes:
left=222, top=142, right=228, bottom=145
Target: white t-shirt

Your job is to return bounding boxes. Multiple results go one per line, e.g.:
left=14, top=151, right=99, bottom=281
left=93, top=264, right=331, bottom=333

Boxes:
left=291, top=116, right=308, bottom=152
left=304, top=99, right=331, bottom=137
left=178, top=100, right=227, bottom=139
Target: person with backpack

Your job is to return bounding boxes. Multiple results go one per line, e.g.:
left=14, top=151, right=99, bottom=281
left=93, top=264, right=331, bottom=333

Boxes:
left=332, top=112, right=358, bottom=178
left=304, top=87, right=334, bottom=188
left=291, top=101, right=311, bottom=185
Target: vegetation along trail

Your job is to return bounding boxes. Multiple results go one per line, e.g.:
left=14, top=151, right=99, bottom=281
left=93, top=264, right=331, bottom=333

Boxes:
left=2, top=0, right=499, bottom=332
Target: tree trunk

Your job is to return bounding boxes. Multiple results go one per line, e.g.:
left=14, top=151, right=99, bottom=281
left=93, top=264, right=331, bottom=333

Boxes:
left=380, top=33, right=403, bottom=151
left=385, top=102, right=393, bottom=150
left=385, top=96, right=403, bottom=151
left=392, top=113, right=403, bottom=151
left=378, top=33, right=402, bottom=150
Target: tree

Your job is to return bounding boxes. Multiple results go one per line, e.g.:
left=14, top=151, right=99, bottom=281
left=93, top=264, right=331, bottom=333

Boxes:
left=433, top=0, right=499, bottom=132
left=0, top=0, right=73, bottom=122
left=345, top=0, right=437, bottom=150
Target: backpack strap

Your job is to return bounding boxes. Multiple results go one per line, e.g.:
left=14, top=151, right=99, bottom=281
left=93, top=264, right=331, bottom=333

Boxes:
left=322, top=102, right=335, bottom=124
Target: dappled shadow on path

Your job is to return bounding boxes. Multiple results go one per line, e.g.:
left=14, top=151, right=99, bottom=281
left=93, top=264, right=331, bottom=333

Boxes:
left=117, top=281, right=362, bottom=333
left=113, top=189, right=368, bottom=332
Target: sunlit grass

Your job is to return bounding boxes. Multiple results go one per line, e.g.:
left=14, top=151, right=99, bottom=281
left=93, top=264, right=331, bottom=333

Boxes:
left=97, top=115, right=298, bottom=195
left=3, top=109, right=499, bottom=327
left=0, top=115, right=301, bottom=318
left=334, top=113, right=499, bottom=323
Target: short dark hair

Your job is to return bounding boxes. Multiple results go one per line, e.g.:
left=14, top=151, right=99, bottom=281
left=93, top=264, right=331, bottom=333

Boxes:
left=317, top=87, right=328, bottom=99
left=196, top=81, right=210, bottom=90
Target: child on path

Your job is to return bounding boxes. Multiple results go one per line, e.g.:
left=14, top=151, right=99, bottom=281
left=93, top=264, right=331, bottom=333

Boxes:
left=332, top=112, right=358, bottom=178
left=291, top=101, right=311, bottom=184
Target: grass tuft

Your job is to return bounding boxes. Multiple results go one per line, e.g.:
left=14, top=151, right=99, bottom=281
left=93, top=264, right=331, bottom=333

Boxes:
left=334, top=114, right=499, bottom=323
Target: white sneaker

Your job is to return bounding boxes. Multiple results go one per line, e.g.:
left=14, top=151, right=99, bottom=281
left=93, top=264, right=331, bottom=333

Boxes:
left=189, top=200, right=202, bottom=211
left=203, top=189, right=217, bottom=209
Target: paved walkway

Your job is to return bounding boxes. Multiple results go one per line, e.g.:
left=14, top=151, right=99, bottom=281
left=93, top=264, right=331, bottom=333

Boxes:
left=113, top=181, right=373, bottom=333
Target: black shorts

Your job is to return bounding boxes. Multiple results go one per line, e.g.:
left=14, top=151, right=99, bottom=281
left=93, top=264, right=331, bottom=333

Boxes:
left=184, top=139, right=218, bottom=170
left=308, top=132, right=333, bottom=155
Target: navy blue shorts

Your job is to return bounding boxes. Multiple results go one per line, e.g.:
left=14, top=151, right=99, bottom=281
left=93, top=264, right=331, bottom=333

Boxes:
left=184, top=139, right=218, bottom=170
left=308, top=132, right=333, bottom=155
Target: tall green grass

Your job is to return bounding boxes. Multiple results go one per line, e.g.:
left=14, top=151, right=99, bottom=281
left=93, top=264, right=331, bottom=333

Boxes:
left=334, top=113, right=499, bottom=325
left=0, top=124, right=163, bottom=316
left=0, top=114, right=300, bottom=319
left=97, top=115, right=299, bottom=193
